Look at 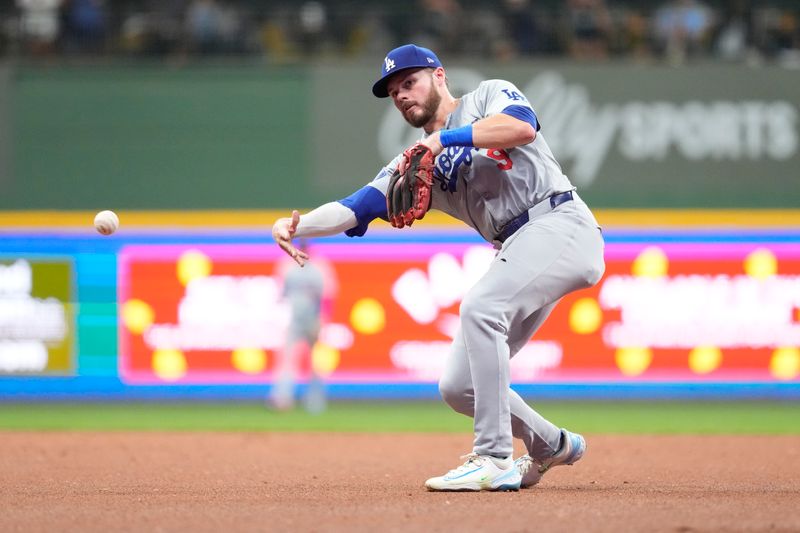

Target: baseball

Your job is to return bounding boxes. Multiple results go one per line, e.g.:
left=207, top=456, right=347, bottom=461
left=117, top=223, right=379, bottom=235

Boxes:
left=94, top=210, right=119, bottom=235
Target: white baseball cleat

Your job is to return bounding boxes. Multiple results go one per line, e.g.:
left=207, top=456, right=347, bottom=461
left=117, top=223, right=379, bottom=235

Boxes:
left=425, top=453, right=522, bottom=492
left=515, top=429, right=586, bottom=488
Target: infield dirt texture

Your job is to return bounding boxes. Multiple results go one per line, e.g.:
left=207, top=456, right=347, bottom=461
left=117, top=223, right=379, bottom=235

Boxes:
left=2, top=432, right=799, bottom=532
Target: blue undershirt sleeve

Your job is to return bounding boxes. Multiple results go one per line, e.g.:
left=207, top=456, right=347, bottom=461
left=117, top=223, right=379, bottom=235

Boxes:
left=501, top=104, right=540, bottom=132
left=337, top=185, right=388, bottom=237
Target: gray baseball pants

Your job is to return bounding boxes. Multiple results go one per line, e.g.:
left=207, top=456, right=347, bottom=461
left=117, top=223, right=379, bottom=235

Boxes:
left=438, top=195, right=605, bottom=461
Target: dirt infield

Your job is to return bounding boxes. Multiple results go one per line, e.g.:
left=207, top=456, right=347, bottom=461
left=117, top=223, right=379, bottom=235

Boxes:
left=2, top=432, right=799, bottom=532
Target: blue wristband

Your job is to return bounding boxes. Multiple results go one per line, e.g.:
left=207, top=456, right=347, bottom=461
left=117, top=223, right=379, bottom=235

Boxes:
left=440, top=125, right=474, bottom=148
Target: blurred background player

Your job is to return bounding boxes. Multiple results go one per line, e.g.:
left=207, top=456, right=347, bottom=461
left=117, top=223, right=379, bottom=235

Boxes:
left=269, top=239, right=335, bottom=414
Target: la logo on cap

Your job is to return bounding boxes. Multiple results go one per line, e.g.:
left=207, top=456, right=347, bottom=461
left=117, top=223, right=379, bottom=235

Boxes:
left=385, top=57, right=395, bottom=72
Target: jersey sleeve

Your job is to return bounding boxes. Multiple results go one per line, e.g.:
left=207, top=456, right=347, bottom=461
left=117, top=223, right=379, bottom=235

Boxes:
left=336, top=153, right=402, bottom=237
left=479, top=79, right=540, bottom=132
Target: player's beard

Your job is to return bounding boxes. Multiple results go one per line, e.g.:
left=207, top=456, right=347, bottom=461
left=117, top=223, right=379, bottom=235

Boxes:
left=403, top=83, right=442, bottom=128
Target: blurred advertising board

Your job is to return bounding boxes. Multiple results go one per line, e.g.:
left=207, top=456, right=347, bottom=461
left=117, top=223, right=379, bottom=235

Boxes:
left=318, top=63, right=800, bottom=209
left=0, top=257, right=75, bottom=375
left=118, top=237, right=800, bottom=385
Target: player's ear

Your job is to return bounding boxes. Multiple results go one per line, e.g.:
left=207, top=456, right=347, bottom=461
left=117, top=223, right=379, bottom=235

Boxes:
left=432, top=67, right=446, bottom=87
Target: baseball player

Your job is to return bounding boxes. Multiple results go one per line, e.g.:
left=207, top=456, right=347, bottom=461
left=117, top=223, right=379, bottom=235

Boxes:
left=272, top=44, right=605, bottom=491
left=270, top=240, right=328, bottom=413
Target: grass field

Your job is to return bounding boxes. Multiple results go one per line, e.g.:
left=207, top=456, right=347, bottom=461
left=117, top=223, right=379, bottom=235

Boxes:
left=0, top=400, right=798, bottom=434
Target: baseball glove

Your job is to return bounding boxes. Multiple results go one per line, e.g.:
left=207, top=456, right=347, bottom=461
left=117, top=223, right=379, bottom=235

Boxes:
left=387, top=143, right=435, bottom=228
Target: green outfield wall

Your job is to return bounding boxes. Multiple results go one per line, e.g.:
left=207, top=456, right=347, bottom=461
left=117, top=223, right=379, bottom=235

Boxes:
left=1, top=61, right=798, bottom=209
left=4, top=65, right=312, bottom=209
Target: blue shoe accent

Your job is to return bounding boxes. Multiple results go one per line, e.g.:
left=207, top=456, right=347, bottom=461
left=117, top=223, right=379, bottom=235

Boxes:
left=560, top=431, right=586, bottom=465
left=444, top=466, right=483, bottom=480
left=489, top=464, right=522, bottom=491
left=540, top=429, right=586, bottom=474
left=517, top=429, right=586, bottom=487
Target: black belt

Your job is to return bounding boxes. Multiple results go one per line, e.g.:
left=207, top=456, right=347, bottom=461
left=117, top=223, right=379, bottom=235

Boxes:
left=495, top=191, right=574, bottom=243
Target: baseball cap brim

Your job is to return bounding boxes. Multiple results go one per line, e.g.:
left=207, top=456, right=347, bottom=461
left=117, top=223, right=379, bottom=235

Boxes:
left=372, top=67, right=426, bottom=98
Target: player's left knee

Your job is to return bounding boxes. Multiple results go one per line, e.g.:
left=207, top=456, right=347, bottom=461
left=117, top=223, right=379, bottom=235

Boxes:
left=439, top=378, right=473, bottom=414
left=585, top=257, right=606, bottom=287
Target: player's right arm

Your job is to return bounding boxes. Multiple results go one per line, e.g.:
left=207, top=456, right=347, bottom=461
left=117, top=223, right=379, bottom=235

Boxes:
left=273, top=157, right=402, bottom=266
left=273, top=205, right=354, bottom=265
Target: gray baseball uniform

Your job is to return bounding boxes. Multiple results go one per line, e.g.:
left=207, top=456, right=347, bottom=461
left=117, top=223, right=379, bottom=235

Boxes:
left=339, top=79, right=605, bottom=460
left=271, top=260, right=326, bottom=412
left=283, top=261, right=325, bottom=343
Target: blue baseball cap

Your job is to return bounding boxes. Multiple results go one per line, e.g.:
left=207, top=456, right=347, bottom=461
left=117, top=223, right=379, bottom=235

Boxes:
left=372, top=44, right=443, bottom=98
